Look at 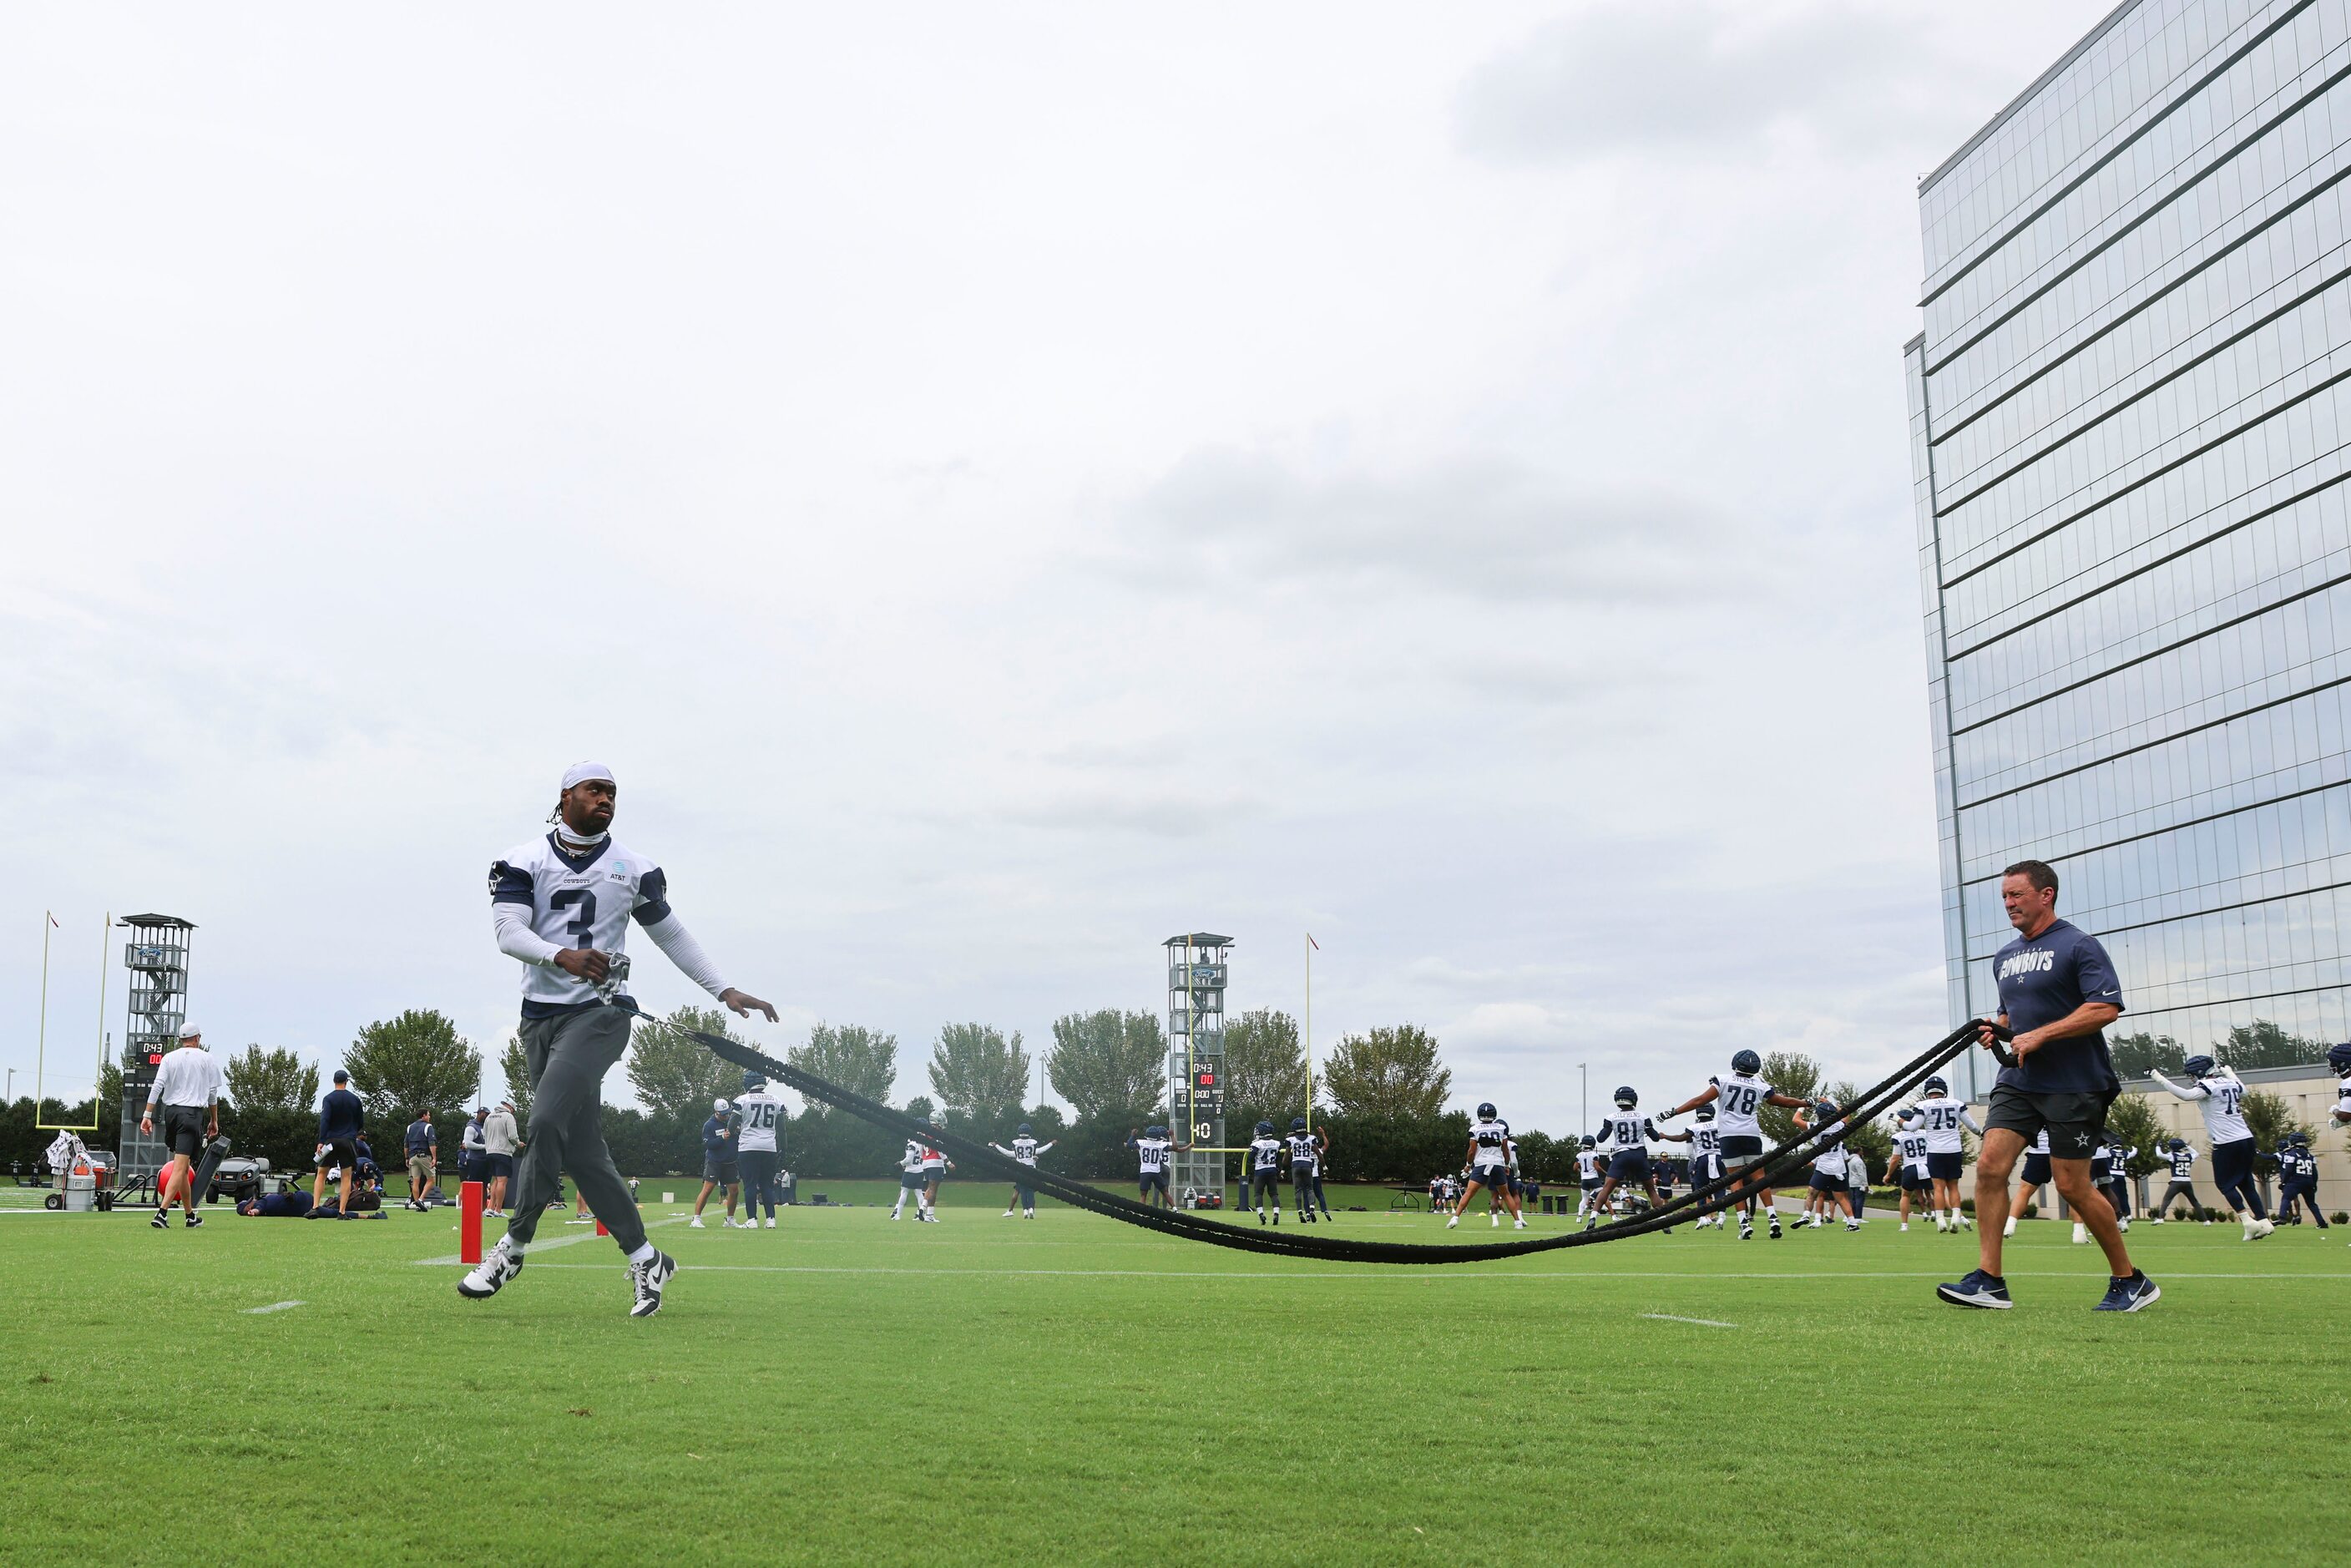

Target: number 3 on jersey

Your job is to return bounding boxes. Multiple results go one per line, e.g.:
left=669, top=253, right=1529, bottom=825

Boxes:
left=549, top=888, right=597, bottom=948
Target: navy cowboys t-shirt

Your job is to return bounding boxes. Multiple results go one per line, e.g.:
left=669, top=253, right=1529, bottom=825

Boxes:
left=1993, top=918, right=2123, bottom=1095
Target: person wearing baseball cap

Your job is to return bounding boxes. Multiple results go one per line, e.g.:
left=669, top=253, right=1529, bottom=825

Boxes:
left=142, top=1021, right=223, bottom=1230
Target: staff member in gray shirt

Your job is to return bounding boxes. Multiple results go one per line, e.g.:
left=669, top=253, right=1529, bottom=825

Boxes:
left=141, top=1022, right=224, bottom=1231
left=482, top=1100, right=522, bottom=1217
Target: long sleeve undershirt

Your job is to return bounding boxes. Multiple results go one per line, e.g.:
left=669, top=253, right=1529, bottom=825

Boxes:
left=491, top=900, right=728, bottom=999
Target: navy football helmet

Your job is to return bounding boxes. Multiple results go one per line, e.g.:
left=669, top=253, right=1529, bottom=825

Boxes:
left=2290, top=1131, right=2310, bottom=1146
left=1731, top=1049, right=1762, bottom=1075
left=741, top=1071, right=766, bottom=1094
left=2181, top=1054, right=2217, bottom=1078
left=2166, top=1137, right=2187, bottom=1151
left=1476, top=1101, right=1498, bottom=1120
left=1146, top=1124, right=1167, bottom=1138
left=1923, top=1076, right=1948, bottom=1097
left=1256, top=1120, right=1276, bottom=1136
left=1292, top=1116, right=1308, bottom=1132
left=1695, top=1105, right=1716, bottom=1122
left=1813, top=1098, right=1838, bottom=1120
left=1579, top=1135, right=1595, bottom=1149
left=1017, top=1123, right=1032, bottom=1136
left=1613, top=1086, right=1638, bottom=1110
left=2328, top=1041, right=2351, bottom=1077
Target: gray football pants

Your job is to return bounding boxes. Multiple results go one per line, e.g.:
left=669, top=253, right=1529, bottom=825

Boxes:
left=503, top=1006, right=645, bottom=1254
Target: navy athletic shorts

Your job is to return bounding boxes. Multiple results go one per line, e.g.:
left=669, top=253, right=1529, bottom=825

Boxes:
left=1606, top=1149, right=1650, bottom=1181
left=1807, top=1170, right=1845, bottom=1195
left=483, top=1152, right=515, bottom=1182
left=2211, top=1137, right=2256, bottom=1192
left=1469, top=1164, right=1509, bottom=1189
left=1926, top=1151, right=1963, bottom=1181
left=901, top=1171, right=927, bottom=1190
left=1720, top=1134, right=1764, bottom=1166
left=1691, top=1154, right=1724, bottom=1184
left=1902, top=1167, right=1932, bottom=1191
left=1140, top=1171, right=1170, bottom=1195
left=2020, top=1152, right=2052, bottom=1187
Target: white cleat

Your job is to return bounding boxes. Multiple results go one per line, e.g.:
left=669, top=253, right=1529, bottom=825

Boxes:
left=1003, top=1210, right=1016, bottom=1218
left=689, top=1216, right=705, bottom=1228
left=1514, top=1218, right=1527, bottom=1230
left=1445, top=1215, right=1459, bottom=1230
left=1490, top=1213, right=1500, bottom=1228
left=1023, top=1210, right=1035, bottom=1219
left=2247, top=1218, right=2275, bottom=1241
left=2002, top=1216, right=2018, bottom=1238
left=2072, top=1222, right=2088, bottom=1244
left=628, top=1249, right=677, bottom=1318
left=764, top=1217, right=776, bottom=1229
left=458, top=1239, right=523, bottom=1300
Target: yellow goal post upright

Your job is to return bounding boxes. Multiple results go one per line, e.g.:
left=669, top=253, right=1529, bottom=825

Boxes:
left=1165, top=933, right=1234, bottom=1208
left=33, top=911, right=107, bottom=1132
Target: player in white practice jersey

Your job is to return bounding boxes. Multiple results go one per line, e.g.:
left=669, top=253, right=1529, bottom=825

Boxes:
left=2148, top=1056, right=2273, bottom=1239
left=1243, top=1120, right=1285, bottom=1224
left=988, top=1123, right=1056, bottom=1218
left=1792, top=1100, right=1861, bottom=1232
left=734, top=1073, right=786, bottom=1229
left=2001, top=1126, right=2051, bottom=1238
left=462, top=761, right=776, bottom=1318
left=890, top=1125, right=949, bottom=1222
left=1585, top=1089, right=1670, bottom=1232
left=1128, top=1125, right=1186, bottom=1209
left=1284, top=1119, right=1326, bottom=1223
left=1573, top=1138, right=1604, bottom=1218
left=1654, top=1105, right=1730, bottom=1230
left=1663, top=1051, right=1812, bottom=1239
left=1910, top=1076, right=1983, bottom=1232
left=1889, top=1113, right=1934, bottom=1232
left=1448, top=1104, right=1528, bottom=1231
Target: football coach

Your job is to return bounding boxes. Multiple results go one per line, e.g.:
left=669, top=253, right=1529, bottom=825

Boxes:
left=1938, top=858, right=2158, bottom=1313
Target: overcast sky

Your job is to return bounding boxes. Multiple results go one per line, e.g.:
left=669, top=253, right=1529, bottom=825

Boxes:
left=2, top=2, right=2116, bottom=1130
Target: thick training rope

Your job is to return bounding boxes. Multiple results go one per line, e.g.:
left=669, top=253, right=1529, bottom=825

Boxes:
left=636, top=999, right=1992, bottom=1264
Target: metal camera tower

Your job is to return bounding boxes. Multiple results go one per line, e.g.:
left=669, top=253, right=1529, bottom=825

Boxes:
left=1165, top=933, right=1231, bottom=1206
left=117, top=914, right=196, bottom=1191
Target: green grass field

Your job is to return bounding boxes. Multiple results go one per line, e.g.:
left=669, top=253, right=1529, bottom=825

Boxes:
left=5, top=1185, right=2344, bottom=1566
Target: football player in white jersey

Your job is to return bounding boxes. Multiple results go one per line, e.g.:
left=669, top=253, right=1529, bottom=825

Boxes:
left=988, top=1122, right=1056, bottom=1218
left=1654, top=1106, right=1729, bottom=1229
left=1127, top=1125, right=1186, bottom=1209
left=1574, top=1137, right=1603, bottom=1218
left=462, top=761, right=776, bottom=1318
left=2330, top=1042, right=2351, bottom=1127
left=1284, top=1119, right=1325, bottom=1223
left=1583, top=1089, right=1668, bottom=1232
left=890, top=1134, right=933, bottom=1221
left=2001, top=1125, right=2051, bottom=1238
left=1889, top=1112, right=1934, bottom=1232
left=1910, top=1075, right=1984, bottom=1232
left=1792, top=1099, right=1860, bottom=1232
left=1449, top=1103, right=1528, bottom=1231
left=1244, top=1120, right=1286, bottom=1224
left=918, top=1120, right=953, bottom=1217
left=2149, top=1056, right=2273, bottom=1239
left=1663, top=1050, right=1813, bottom=1239
left=734, top=1072, right=786, bottom=1230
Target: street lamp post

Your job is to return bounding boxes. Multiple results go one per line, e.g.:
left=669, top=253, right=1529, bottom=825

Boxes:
left=1579, top=1063, right=1587, bottom=1131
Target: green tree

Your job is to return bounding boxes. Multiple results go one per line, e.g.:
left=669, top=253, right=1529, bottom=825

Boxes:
left=2103, top=1092, right=2166, bottom=1181
left=1321, top=1024, right=1449, bottom=1120
left=2241, top=1088, right=2314, bottom=1152
left=2219, top=1019, right=2324, bottom=1071
left=1757, top=1052, right=1823, bottom=1147
left=344, top=1009, right=482, bottom=1121
left=1226, top=1008, right=1306, bottom=1120
left=928, top=1023, right=1029, bottom=1124
left=1824, top=1080, right=1892, bottom=1176
left=1047, top=1009, right=1165, bottom=1122
left=791, top=1022, right=899, bottom=1111
left=223, top=1044, right=317, bottom=1113
left=627, top=1005, right=744, bottom=1125
left=2108, top=1030, right=2185, bottom=1079
left=498, top=1032, right=533, bottom=1127
left=904, top=1095, right=937, bottom=1125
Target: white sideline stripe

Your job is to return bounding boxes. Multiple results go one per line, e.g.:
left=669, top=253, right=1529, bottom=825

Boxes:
left=412, top=1213, right=685, bottom=1267
left=244, top=1300, right=306, bottom=1314
left=426, top=1262, right=2351, bottom=1282
left=1642, top=1313, right=1735, bottom=1328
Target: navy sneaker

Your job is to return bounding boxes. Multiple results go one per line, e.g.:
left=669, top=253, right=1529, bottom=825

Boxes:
left=1935, top=1268, right=2012, bottom=1309
left=2092, top=1271, right=2160, bottom=1313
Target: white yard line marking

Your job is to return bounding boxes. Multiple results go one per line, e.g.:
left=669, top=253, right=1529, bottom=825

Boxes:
left=1641, top=1313, right=1735, bottom=1328
left=412, top=1213, right=685, bottom=1267
left=427, top=1261, right=2351, bottom=1282
left=244, top=1301, right=306, bottom=1314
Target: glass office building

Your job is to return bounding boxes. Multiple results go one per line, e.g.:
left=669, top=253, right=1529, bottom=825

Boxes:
left=1908, top=0, right=2351, bottom=1096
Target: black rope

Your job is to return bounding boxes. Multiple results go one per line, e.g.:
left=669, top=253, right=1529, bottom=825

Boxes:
left=638, top=999, right=1994, bottom=1265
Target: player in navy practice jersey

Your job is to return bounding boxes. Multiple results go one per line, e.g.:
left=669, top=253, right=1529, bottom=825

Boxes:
left=462, top=762, right=777, bottom=1318
left=2274, top=1133, right=2326, bottom=1229
left=1664, top=1052, right=1813, bottom=1239
left=1938, top=860, right=2156, bottom=1313
left=1448, top=1105, right=1527, bottom=1230
left=2149, top=1056, right=2274, bottom=1241
left=2149, top=1139, right=2208, bottom=1224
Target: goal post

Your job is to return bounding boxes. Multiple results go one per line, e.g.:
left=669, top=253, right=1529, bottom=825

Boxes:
left=32, top=911, right=105, bottom=1132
